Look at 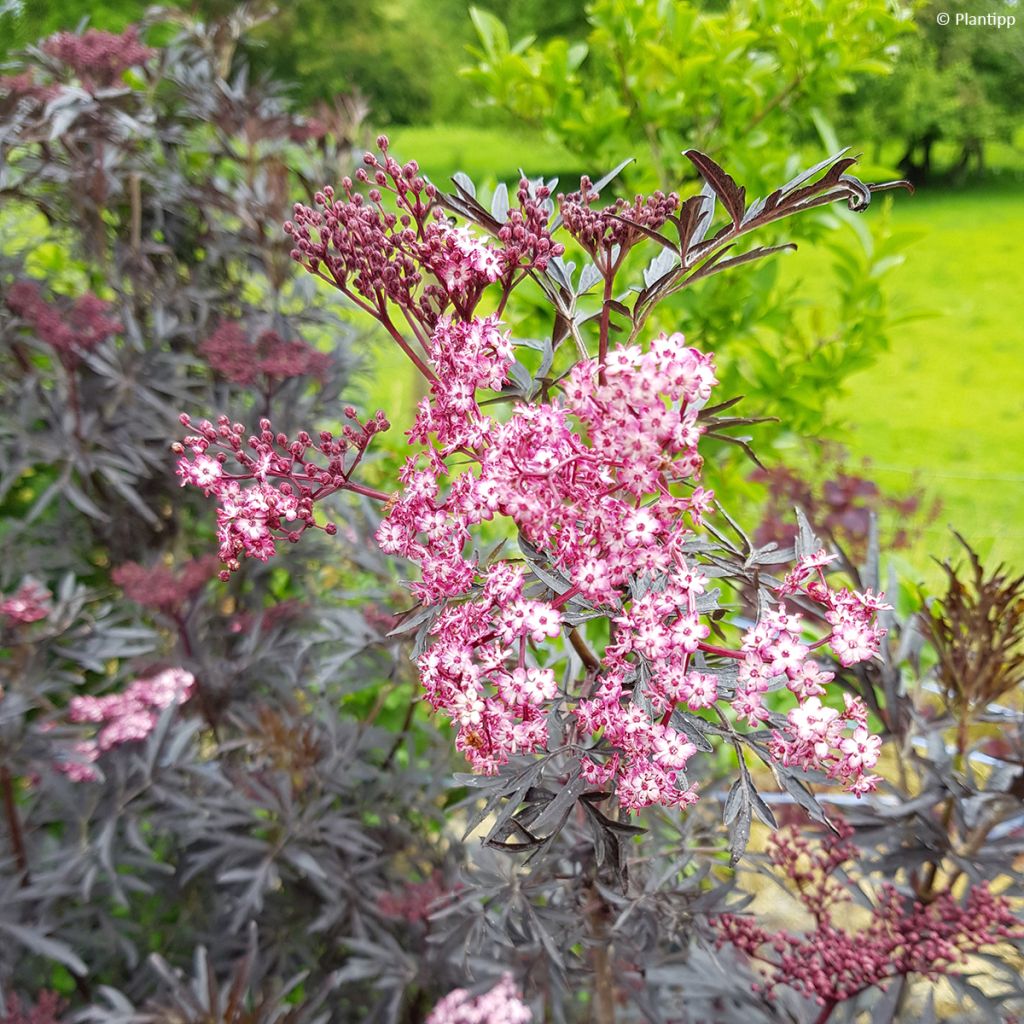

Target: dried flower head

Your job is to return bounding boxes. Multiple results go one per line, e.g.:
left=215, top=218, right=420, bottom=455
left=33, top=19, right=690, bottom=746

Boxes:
left=921, top=532, right=1024, bottom=718
left=200, top=323, right=330, bottom=388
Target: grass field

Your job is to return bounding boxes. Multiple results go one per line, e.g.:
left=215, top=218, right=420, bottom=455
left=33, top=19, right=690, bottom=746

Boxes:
left=375, top=126, right=1024, bottom=582
left=821, top=180, right=1024, bottom=579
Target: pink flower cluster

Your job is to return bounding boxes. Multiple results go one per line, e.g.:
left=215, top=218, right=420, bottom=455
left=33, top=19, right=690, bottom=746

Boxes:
left=200, top=323, right=330, bottom=388
left=374, top=326, right=884, bottom=801
left=5, top=281, right=122, bottom=368
left=174, top=410, right=389, bottom=575
left=717, top=825, right=1022, bottom=1007
left=1, top=580, right=52, bottom=626
left=180, top=322, right=887, bottom=802
left=41, top=26, right=154, bottom=88
left=113, top=556, right=219, bottom=615
left=779, top=552, right=889, bottom=667
left=60, top=667, right=195, bottom=782
left=426, top=975, right=532, bottom=1024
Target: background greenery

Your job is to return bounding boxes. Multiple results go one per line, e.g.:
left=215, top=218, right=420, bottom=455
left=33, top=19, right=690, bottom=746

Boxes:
left=3, top=0, right=1022, bottom=579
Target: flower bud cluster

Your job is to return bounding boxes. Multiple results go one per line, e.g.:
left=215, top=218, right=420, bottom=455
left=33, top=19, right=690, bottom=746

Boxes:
left=285, top=137, right=562, bottom=329
left=200, top=323, right=330, bottom=387
left=426, top=974, right=532, bottom=1024
left=717, top=825, right=1022, bottom=1006
left=112, top=556, right=219, bottom=615
left=559, top=175, right=679, bottom=264
left=5, top=281, right=122, bottom=368
left=377, top=870, right=455, bottom=923
left=0, top=580, right=52, bottom=626
left=0, top=72, right=60, bottom=105
left=174, top=411, right=388, bottom=576
left=60, top=668, right=195, bottom=782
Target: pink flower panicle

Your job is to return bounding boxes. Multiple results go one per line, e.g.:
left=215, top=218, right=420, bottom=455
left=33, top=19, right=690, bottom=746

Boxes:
left=41, top=26, right=154, bottom=88
left=1, top=580, right=52, bottom=626
left=180, top=328, right=888, bottom=802
left=375, top=327, right=885, bottom=802
left=426, top=975, right=532, bottom=1024
left=5, top=281, right=122, bottom=367
left=284, top=136, right=562, bottom=331
left=112, top=556, right=220, bottom=615
left=716, top=825, right=1022, bottom=1006
left=184, top=147, right=892, bottom=811
left=200, top=322, right=330, bottom=388
left=174, top=410, right=389, bottom=577
left=60, top=667, right=195, bottom=782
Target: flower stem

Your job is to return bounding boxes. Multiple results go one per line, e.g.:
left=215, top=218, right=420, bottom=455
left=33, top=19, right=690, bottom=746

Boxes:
left=171, top=611, right=220, bottom=740
left=1, top=764, right=30, bottom=883
left=813, top=999, right=838, bottom=1024
left=343, top=480, right=393, bottom=503
left=569, top=628, right=601, bottom=673
left=598, top=271, right=614, bottom=384
left=381, top=314, right=437, bottom=383
left=585, top=881, right=616, bottom=1024
left=697, top=641, right=744, bottom=660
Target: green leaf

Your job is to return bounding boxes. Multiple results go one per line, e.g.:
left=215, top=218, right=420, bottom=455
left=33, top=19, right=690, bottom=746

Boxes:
left=469, top=6, right=509, bottom=59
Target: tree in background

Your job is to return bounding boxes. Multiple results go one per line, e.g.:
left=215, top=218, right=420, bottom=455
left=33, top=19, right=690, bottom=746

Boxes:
left=844, top=0, right=1024, bottom=182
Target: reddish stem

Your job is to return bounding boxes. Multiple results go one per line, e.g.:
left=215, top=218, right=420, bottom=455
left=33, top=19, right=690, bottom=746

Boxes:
left=569, top=628, right=601, bottom=673
left=697, top=641, right=744, bottom=660
left=813, top=999, right=838, bottom=1024
left=597, top=271, right=613, bottom=385
left=1, top=765, right=30, bottom=883
left=171, top=611, right=220, bottom=740
left=343, top=480, right=393, bottom=503
left=381, top=314, right=437, bottom=382
left=551, top=584, right=581, bottom=609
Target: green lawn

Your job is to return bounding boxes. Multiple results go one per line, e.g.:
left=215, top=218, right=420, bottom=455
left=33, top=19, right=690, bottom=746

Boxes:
left=387, top=124, right=581, bottom=184
left=819, top=180, right=1024, bottom=579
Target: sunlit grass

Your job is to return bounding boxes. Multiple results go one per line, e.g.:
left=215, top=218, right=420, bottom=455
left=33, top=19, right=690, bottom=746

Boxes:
left=817, top=180, right=1024, bottom=579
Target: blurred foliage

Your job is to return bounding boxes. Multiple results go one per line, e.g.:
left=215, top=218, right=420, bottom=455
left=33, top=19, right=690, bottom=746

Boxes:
left=464, top=0, right=913, bottom=192
left=0, top=0, right=588, bottom=124
left=4, top=0, right=1023, bottom=184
